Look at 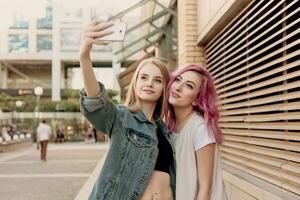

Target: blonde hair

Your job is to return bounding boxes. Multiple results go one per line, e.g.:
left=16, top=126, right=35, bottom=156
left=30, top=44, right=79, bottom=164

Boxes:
left=124, top=57, right=170, bottom=119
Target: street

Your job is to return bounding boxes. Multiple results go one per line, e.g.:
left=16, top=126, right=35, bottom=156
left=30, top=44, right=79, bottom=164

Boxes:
left=0, top=142, right=108, bottom=200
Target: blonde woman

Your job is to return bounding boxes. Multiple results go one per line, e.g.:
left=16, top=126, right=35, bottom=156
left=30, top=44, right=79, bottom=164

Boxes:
left=79, top=20, right=175, bottom=200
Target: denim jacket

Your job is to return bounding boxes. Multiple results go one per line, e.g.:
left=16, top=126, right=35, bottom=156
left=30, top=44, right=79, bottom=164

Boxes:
left=80, top=82, right=176, bottom=200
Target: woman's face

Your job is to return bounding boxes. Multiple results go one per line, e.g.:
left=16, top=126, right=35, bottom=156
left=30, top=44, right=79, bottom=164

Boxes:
left=169, top=70, right=202, bottom=108
left=136, top=63, right=164, bottom=103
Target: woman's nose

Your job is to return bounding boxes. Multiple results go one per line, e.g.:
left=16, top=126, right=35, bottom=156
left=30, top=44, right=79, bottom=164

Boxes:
left=146, top=80, right=153, bottom=88
left=174, top=83, right=182, bottom=91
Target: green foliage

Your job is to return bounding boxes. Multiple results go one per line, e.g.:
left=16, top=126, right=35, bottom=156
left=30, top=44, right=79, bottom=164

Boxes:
left=63, top=89, right=80, bottom=98
left=0, top=88, right=119, bottom=112
left=107, top=89, right=119, bottom=104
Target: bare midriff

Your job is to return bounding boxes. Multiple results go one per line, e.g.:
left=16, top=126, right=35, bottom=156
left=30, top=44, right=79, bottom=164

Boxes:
left=140, top=171, right=173, bottom=200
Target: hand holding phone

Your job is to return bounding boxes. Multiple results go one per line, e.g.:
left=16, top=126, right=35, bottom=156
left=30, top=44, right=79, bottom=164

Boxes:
left=97, top=22, right=127, bottom=42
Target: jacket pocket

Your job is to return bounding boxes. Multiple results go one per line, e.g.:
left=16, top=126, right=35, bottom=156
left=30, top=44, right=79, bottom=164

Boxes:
left=126, top=128, right=155, bottom=147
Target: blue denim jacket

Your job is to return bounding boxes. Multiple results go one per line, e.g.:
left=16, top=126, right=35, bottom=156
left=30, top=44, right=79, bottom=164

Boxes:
left=80, top=82, right=176, bottom=200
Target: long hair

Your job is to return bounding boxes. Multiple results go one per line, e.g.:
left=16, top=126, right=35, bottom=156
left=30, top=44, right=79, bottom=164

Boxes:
left=165, top=64, right=223, bottom=144
left=124, top=57, right=170, bottom=119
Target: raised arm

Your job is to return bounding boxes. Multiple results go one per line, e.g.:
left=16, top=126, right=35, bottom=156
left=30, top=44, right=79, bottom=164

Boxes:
left=79, top=21, right=121, bottom=137
left=79, top=20, right=113, bottom=97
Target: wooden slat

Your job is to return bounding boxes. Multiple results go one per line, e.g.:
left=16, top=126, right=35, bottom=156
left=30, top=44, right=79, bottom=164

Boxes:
left=219, top=67, right=300, bottom=99
left=209, top=10, right=299, bottom=74
left=215, top=51, right=299, bottom=89
left=206, top=0, right=300, bottom=195
left=223, top=141, right=300, bottom=163
left=221, top=80, right=300, bottom=104
left=282, top=162, right=300, bottom=174
left=205, top=0, right=260, bottom=54
left=220, top=112, right=300, bottom=122
left=217, top=61, right=299, bottom=94
left=219, top=122, right=300, bottom=131
left=221, top=128, right=300, bottom=141
left=206, top=0, right=277, bottom=59
left=224, top=135, right=300, bottom=152
left=213, top=40, right=299, bottom=84
left=221, top=91, right=300, bottom=110
left=221, top=102, right=300, bottom=116
left=222, top=158, right=300, bottom=196
left=222, top=152, right=300, bottom=185
left=221, top=146, right=300, bottom=175
left=208, top=0, right=298, bottom=73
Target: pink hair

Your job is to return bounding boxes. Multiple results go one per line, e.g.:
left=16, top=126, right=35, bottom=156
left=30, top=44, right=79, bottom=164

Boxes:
left=165, top=64, right=223, bottom=144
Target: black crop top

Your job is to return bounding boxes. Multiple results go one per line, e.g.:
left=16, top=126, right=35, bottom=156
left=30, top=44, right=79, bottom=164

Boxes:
left=154, top=127, right=173, bottom=174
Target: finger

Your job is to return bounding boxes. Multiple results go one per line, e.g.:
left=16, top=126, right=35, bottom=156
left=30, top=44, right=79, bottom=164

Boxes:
left=90, top=22, right=113, bottom=32
left=92, top=39, right=110, bottom=46
left=90, top=19, right=98, bottom=26
left=85, top=29, right=113, bottom=39
left=94, top=19, right=106, bottom=25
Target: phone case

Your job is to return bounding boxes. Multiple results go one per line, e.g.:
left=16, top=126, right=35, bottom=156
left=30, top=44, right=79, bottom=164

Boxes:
left=99, top=22, right=127, bottom=41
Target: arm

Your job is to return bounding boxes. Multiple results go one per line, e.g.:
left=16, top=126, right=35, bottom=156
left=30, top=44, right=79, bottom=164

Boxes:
left=195, top=143, right=215, bottom=200
left=79, top=21, right=120, bottom=137
left=79, top=20, right=113, bottom=97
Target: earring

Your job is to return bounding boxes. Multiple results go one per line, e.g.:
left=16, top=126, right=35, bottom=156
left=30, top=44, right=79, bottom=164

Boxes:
left=192, top=102, right=197, bottom=106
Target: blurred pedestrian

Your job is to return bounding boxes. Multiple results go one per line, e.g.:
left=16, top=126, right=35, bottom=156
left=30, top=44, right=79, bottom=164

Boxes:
left=1, top=125, right=11, bottom=141
left=36, top=120, right=52, bottom=161
left=55, top=126, right=65, bottom=143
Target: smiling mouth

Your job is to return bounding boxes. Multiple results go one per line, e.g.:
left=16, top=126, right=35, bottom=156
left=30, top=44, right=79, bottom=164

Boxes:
left=143, top=90, right=155, bottom=94
left=171, top=92, right=181, bottom=98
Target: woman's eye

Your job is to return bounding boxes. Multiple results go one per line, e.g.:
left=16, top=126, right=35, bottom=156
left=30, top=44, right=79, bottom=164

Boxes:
left=186, top=84, right=193, bottom=89
left=155, top=79, right=162, bottom=83
left=140, top=76, right=147, bottom=80
left=174, top=77, right=181, bottom=82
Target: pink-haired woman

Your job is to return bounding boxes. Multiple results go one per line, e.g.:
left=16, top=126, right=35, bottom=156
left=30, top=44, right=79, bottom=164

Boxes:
left=165, top=64, right=227, bottom=200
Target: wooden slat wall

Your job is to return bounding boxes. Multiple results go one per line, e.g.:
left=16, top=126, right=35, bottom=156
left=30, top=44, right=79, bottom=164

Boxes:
left=205, top=0, right=300, bottom=196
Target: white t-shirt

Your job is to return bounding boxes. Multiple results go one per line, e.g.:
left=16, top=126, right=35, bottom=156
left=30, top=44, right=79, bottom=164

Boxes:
left=37, top=123, right=51, bottom=141
left=171, top=112, right=227, bottom=200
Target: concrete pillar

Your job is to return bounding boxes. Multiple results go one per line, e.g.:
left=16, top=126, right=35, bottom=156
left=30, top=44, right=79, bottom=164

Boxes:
left=178, top=0, right=205, bottom=67
left=51, top=2, right=61, bottom=101
left=60, top=63, right=65, bottom=89
left=0, top=28, right=8, bottom=52
left=0, top=63, right=8, bottom=88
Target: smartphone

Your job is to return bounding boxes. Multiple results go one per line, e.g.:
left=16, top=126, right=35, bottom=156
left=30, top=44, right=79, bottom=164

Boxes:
left=98, top=22, right=127, bottom=42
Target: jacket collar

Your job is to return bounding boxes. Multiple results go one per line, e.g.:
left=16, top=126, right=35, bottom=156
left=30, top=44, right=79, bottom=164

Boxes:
left=132, top=110, right=157, bottom=122
left=132, top=110, right=169, bottom=134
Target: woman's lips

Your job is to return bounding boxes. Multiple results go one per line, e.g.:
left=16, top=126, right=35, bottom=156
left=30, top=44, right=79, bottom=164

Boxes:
left=171, top=91, right=181, bottom=98
left=143, top=89, right=155, bottom=94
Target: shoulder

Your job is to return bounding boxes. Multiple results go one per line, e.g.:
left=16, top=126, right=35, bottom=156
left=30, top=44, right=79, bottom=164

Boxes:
left=190, top=112, right=205, bottom=125
left=193, top=113, right=216, bottom=150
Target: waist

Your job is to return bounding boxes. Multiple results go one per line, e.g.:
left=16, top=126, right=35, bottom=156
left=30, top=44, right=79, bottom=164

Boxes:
left=141, top=171, right=173, bottom=200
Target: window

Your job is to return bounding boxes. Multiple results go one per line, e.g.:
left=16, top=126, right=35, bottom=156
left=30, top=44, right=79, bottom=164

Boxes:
left=206, top=0, right=300, bottom=195
left=8, top=34, right=29, bottom=52
left=10, top=13, right=29, bottom=29
left=61, top=7, right=82, bottom=23
left=37, top=35, right=52, bottom=52
left=37, top=7, right=53, bottom=29
left=60, top=29, right=81, bottom=51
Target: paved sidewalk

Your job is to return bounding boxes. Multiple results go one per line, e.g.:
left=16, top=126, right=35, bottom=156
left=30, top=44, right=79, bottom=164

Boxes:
left=0, top=142, right=109, bottom=200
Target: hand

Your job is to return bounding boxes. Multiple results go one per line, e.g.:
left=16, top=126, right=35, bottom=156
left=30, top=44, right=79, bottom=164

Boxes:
left=79, top=20, right=113, bottom=58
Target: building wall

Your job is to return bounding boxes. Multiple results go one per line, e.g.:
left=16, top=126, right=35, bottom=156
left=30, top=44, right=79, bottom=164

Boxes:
left=177, top=0, right=205, bottom=66
left=177, top=0, right=300, bottom=199
left=0, top=0, right=116, bottom=101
